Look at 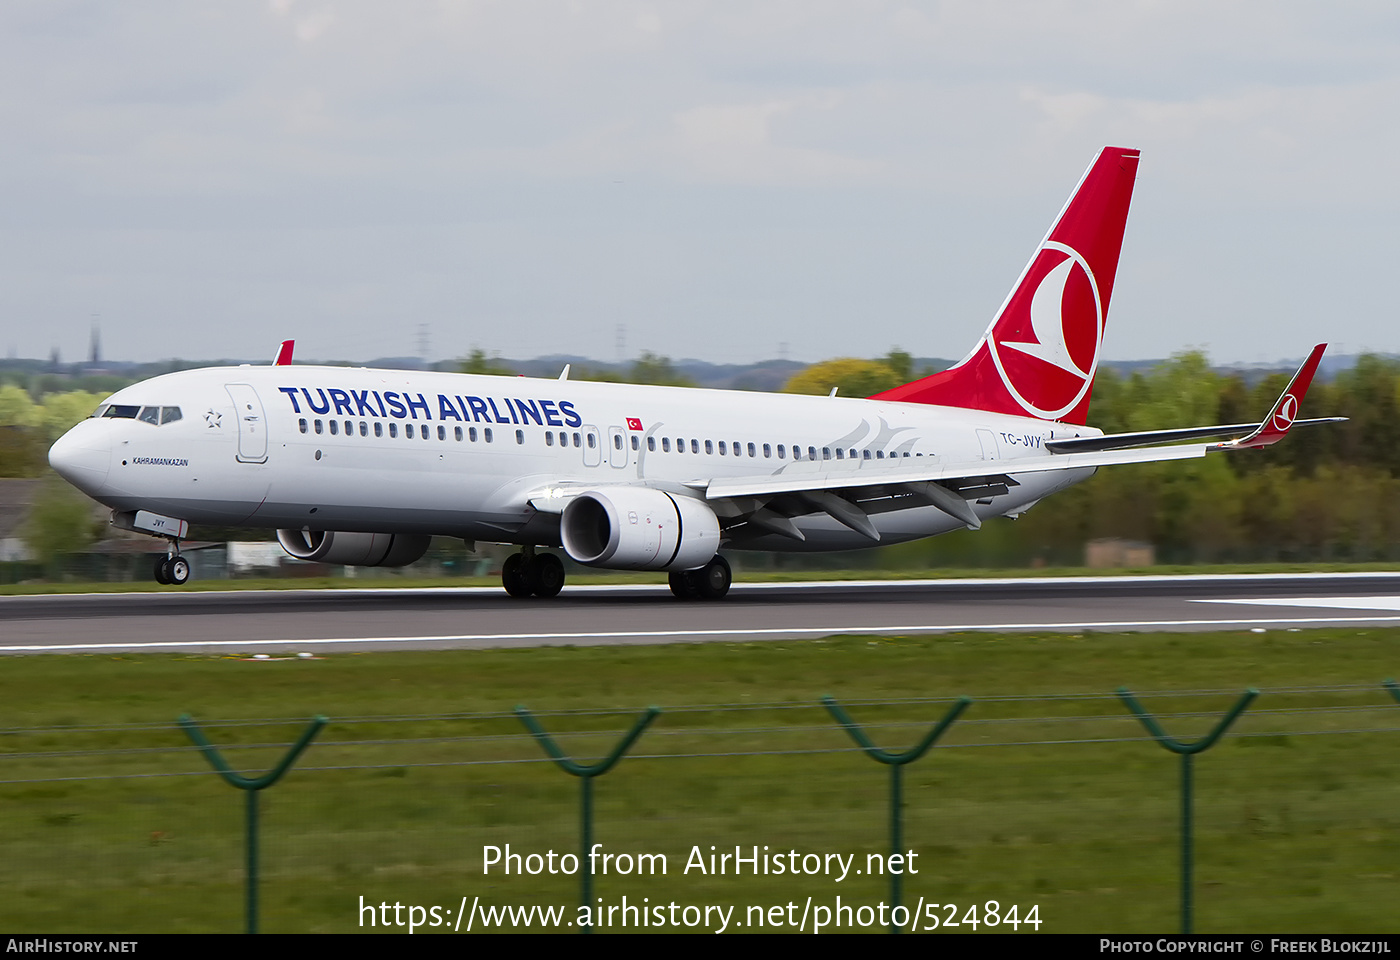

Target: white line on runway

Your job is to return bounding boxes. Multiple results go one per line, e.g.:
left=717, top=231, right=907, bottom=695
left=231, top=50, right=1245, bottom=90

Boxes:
left=7, top=570, right=1400, bottom=605
left=1196, top=596, right=1400, bottom=611
left=6, top=614, right=1400, bottom=653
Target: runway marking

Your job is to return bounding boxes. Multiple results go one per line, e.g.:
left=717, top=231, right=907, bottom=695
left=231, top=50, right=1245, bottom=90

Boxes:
left=1196, top=596, right=1400, bottom=612
left=8, top=570, right=1400, bottom=605
left=6, top=614, right=1400, bottom=653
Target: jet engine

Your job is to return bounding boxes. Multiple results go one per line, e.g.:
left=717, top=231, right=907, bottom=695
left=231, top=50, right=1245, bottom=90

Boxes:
left=276, top=529, right=432, bottom=567
left=560, top=488, right=720, bottom=570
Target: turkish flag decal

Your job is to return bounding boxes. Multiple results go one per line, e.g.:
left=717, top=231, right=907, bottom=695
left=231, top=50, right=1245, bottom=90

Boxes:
left=626, top=417, right=643, bottom=431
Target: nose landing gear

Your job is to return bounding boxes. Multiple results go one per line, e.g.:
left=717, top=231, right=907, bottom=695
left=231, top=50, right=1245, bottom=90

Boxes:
left=153, top=541, right=191, bottom=586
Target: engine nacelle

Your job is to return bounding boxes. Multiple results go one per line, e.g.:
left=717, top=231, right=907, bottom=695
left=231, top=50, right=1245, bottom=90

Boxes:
left=276, top=529, right=432, bottom=567
left=561, top=488, right=720, bottom=571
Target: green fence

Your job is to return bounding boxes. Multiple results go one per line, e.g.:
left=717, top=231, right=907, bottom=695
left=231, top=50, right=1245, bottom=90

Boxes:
left=1, top=683, right=1397, bottom=933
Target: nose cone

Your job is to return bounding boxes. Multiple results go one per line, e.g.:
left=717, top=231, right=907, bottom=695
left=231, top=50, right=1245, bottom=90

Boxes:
left=49, top=423, right=111, bottom=496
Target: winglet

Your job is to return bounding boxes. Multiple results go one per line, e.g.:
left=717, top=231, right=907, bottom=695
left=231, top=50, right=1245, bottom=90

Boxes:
left=274, top=340, right=295, bottom=366
left=1214, top=344, right=1327, bottom=450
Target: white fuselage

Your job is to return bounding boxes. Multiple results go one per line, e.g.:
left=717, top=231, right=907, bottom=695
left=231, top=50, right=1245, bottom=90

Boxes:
left=49, top=365, right=1099, bottom=553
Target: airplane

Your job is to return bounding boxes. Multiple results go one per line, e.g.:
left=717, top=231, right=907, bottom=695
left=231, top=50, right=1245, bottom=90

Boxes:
left=48, top=146, right=1337, bottom=599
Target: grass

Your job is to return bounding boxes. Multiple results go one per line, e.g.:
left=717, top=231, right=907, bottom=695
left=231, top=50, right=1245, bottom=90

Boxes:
left=0, top=629, right=1397, bottom=933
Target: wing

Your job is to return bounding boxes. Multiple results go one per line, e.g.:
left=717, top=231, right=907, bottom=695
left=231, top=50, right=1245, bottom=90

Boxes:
left=701, top=344, right=1337, bottom=541
left=527, top=346, right=1336, bottom=545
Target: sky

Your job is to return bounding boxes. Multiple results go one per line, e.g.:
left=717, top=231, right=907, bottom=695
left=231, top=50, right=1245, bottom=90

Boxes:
left=1, top=1, right=1397, bottom=367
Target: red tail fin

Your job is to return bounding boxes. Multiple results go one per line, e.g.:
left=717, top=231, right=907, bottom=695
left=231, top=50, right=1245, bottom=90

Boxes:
left=872, top=146, right=1140, bottom=424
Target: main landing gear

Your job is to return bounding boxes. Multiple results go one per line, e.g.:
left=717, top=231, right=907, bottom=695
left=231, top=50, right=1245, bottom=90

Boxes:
left=501, top=549, right=566, bottom=599
left=668, top=555, right=732, bottom=601
left=152, top=541, right=191, bottom=586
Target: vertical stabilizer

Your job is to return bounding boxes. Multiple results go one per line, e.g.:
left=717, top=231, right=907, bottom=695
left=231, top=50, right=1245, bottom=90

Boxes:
left=872, top=146, right=1140, bottom=424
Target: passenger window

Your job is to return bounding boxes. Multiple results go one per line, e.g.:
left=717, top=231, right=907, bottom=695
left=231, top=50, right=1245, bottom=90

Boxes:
left=455, top=426, right=463, bottom=441
left=438, top=425, right=446, bottom=440
left=691, top=439, right=699, bottom=454
left=315, top=420, right=324, bottom=434
left=705, top=440, right=713, bottom=454
left=484, top=428, right=493, bottom=443
left=161, top=407, right=182, bottom=425
left=516, top=429, right=524, bottom=444
left=329, top=421, right=339, bottom=435
left=545, top=432, right=554, bottom=446
left=573, top=432, right=581, bottom=447
left=675, top=438, right=683, bottom=453
left=811, top=446, right=818, bottom=460
left=138, top=406, right=160, bottom=425
left=647, top=437, right=656, bottom=452
left=360, top=422, right=368, bottom=436
left=763, top=443, right=771, bottom=458
left=777, top=444, right=785, bottom=459
left=586, top=432, right=595, bottom=448
left=876, top=450, right=884, bottom=459
left=863, top=449, right=871, bottom=460
left=299, top=418, right=308, bottom=434
left=631, top=435, right=639, bottom=451
left=389, top=423, right=397, bottom=438
left=469, top=427, right=477, bottom=442
left=662, top=438, right=671, bottom=452
left=835, top=448, right=843, bottom=460
left=747, top=442, right=756, bottom=458
left=374, top=422, right=383, bottom=438
left=718, top=441, right=726, bottom=455
left=613, top=434, right=622, bottom=450
left=792, top=446, right=801, bottom=460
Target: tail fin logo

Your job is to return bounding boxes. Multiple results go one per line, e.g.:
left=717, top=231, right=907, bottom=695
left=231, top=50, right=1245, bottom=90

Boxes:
left=987, top=240, right=1103, bottom=420
left=1273, top=394, right=1299, bottom=431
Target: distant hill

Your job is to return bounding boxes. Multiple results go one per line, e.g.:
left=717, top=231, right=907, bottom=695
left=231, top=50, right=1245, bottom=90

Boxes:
left=1, top=350, right=1387, bottom=397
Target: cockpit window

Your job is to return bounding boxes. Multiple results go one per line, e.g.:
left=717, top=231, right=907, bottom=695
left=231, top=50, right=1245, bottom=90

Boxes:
left=96, top=404, right=182, bottom=424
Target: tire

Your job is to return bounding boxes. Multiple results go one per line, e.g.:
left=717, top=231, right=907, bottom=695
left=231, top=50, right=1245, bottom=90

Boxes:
left=533, top=553, right=565, bottom=598
left=502, top=553, right=537, bottom=598
left=695, top=555, right=731, bottom=600
left=167, top=555, right=191, bottom=586
left=153, top=556, right=171, bottom=585
left=668, top=569, right=697, bottom=599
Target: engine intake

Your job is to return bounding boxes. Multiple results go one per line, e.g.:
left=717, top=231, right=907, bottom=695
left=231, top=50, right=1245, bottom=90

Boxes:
left=276, top=529, right=432, bottom=567
left=561, top=488, right=720, bottom=570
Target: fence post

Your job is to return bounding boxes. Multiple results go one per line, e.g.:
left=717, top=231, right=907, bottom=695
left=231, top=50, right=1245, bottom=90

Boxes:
left=1117, top=687, right=1255, bottom=935
left=179, top=714, right=327, bottom=935
left=515, top=705, right=659, bottom=933
left=823, top=695, right=971, bottom=933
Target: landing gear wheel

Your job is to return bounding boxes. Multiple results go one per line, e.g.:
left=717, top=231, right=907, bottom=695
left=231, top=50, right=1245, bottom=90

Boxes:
left=165, top=555, right=191, bottom=586
left=695, top=555, right=731, bottom=600
left=533, top=553, right=565, bottom=598
left=153, top=556, right=171, bottom=585
left=502, top=553, right=538, bottom=598
left=668, top=569, right=698, bottom=600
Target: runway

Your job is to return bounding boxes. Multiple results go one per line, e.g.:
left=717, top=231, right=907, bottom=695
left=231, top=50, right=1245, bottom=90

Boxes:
left=6, top=572, right=1400, bottom=654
